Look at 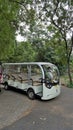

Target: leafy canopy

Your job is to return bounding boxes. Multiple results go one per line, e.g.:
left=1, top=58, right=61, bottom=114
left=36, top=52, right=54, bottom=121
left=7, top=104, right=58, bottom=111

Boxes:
left=0, top=0, right=19, bottom=61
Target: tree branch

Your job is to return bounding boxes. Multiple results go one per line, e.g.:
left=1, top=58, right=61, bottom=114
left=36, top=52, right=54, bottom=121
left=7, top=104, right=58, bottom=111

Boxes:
left=9, top=0, right=29, bottom=13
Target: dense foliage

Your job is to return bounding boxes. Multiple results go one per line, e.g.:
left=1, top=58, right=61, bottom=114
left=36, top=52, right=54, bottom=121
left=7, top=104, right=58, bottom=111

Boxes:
left=0, top=0, right=19, bottom=61
left=0, top=0, right=73, bottom=85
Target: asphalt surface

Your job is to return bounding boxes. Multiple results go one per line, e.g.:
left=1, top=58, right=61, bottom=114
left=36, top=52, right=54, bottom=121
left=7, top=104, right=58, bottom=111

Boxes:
left=0, top=88, right=36, bottom=129
left=0, top=86, right=73, bottom=130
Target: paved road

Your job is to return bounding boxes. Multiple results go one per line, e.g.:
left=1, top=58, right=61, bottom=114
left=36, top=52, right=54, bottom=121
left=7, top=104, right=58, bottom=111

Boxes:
left=0, top=86, right=73, bottom=130
left=0, top=88, right=36, bottom=129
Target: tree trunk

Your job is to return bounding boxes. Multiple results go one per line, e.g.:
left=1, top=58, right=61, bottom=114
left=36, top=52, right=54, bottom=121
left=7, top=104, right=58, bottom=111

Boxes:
left=67, top=57, right=72, bottom=84
left=67, top=32, right=73, bottom=85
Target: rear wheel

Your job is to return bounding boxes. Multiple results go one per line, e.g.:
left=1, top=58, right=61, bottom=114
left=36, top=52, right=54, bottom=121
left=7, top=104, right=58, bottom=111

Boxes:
left=0, top=88, right=1, bottom=92
left=27, top=89, right=35, bottom=100
left=0, top=87, right=4, bottom=94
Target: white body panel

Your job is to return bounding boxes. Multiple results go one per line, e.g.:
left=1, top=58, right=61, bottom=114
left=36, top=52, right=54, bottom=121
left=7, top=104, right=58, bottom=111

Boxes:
left=7, top=79, right=43, bottom=94
left=41, top=83, right=61, bottom=100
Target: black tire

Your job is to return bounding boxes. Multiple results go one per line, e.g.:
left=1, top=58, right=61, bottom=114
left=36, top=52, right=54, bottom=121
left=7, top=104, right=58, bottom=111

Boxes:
left=27, top=89, right=35, bottom=100
left=0, top=88, right=1, bottom=92
left=0, top=88, right=4, bottom=94
left=4, top=83, right=9, bottom=90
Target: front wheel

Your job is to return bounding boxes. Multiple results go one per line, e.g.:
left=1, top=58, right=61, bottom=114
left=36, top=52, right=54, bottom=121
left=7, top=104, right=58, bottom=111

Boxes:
left=27, top=89, right=35, bottom=100
left=4, top=83, right=9, bottom=90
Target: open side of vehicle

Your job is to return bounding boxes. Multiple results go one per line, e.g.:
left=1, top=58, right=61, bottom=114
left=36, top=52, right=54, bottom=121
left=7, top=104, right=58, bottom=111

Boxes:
left=2, top=62, right=61, bottom=100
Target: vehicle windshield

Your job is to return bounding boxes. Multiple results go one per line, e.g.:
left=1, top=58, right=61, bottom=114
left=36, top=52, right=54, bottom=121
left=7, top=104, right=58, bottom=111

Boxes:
left=42, top=65, right=59, bottom=84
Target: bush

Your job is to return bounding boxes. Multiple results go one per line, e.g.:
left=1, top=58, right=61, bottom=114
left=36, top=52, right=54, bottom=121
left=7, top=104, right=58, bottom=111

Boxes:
left=67, top=82, right=73, bottom=88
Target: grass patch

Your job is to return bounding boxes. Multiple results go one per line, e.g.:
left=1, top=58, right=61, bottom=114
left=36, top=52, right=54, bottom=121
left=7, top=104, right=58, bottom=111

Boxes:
left=60, top=74, right=73, bottom=88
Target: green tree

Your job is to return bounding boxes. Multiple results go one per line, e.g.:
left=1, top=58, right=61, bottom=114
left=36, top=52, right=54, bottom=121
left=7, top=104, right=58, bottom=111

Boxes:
left=7, top=41, right=36, bottom=62
left=43, top=0, right=73, bottom=85
left=10, top=0, right=73, bottom=85
left=0, top=0, right=19, bottom=61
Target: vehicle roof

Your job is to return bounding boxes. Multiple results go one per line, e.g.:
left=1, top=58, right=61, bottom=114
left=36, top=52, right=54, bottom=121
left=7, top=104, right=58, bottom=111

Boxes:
left=3, top=62, right=58, bottom=69
left=3, top=62, right=55, bottom=66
